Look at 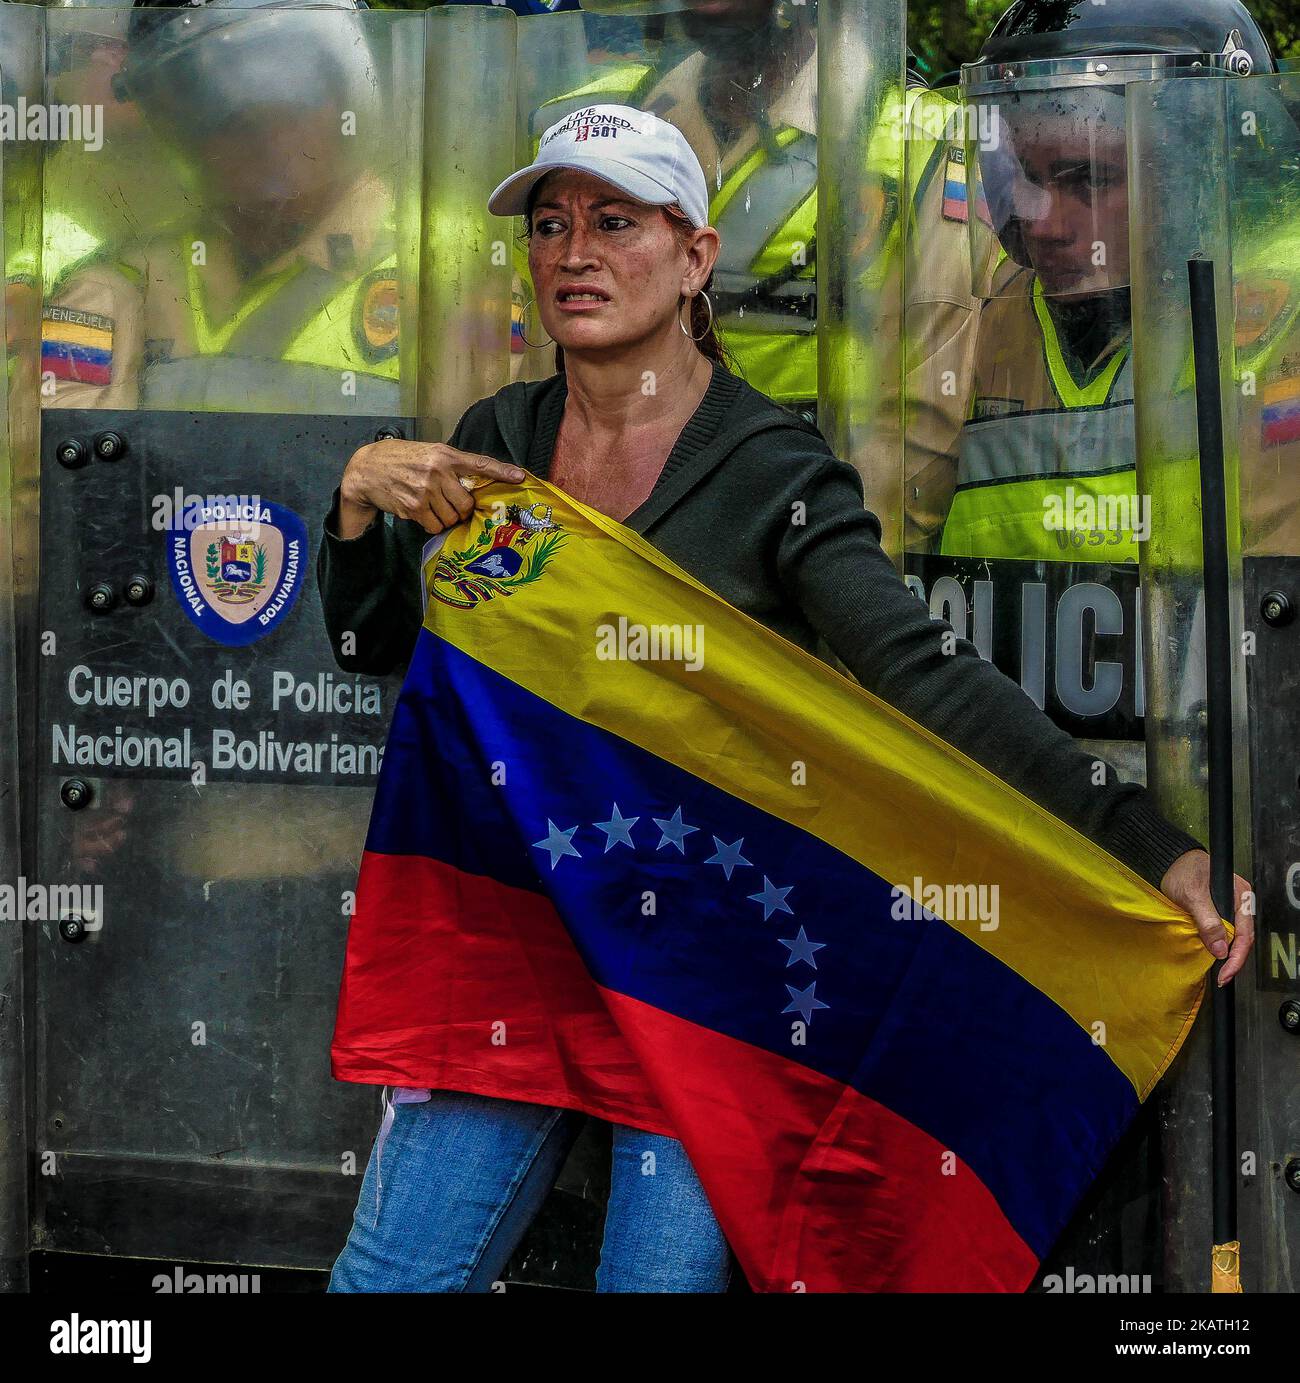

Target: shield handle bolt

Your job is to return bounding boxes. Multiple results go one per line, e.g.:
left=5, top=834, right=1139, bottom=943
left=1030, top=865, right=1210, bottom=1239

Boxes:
left=56, top=438, right=88, bottom=469
left=59, top=916, right=87, bottom=944
left=1261, top=591, right=1293, bottom=627
left=124, top=575, right=154, bottom=607
left=59, top=778, right=92, bottom=811
left=86, top=582, right=117, bottom=614
left=93, top=431, right=127, bottom=461
left=374, top=425, right=404, bottom=442
left=1285, top=1160, right=1300, bottom=1195
left=1281, top=999, right=1300, bottom=1035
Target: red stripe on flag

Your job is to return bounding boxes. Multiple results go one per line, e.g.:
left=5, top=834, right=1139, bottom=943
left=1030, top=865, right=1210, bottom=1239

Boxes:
left=41, top=352, right=111, bottom=385
left=599, top=988, right=1039, bottom=1292
left=332, top=852, right=1038, bottom=1290
left=332, top=851, right=673, bottom=1130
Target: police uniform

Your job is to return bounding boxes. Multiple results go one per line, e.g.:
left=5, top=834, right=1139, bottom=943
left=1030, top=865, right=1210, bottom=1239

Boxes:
left=942, top=240, right=1300, bottom=562
left=1233, top=237, right=1300, bottom=555
left=40, top=171, right=399, bottom=414
left=941, top=261, right=1136, bottom=562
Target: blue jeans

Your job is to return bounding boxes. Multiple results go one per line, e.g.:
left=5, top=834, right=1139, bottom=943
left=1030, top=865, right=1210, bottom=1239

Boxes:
left=328, top=1090, right=734, bottom=1292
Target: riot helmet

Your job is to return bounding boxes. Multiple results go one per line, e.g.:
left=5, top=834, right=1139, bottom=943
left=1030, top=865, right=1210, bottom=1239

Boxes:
left=962, top=0, right=1275, bottom=300
left=114, top=0, right=378, bottom=155
left=977, top=0, right=1274, bottom=73
left=113, top=0, right=379, bottom=231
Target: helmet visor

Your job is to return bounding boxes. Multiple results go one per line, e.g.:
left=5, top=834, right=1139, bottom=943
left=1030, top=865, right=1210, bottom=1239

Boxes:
left=965, top=82, right=1130, bottom=299
left=961, top=52, right=1248, bottom=300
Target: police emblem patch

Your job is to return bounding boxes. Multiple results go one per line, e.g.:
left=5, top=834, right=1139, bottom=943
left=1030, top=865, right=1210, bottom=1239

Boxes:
left=1234, top=276, right=1292, bottom=351
left=354, top=269, right=398, bottom=361
left=422, top=503, right=565, bottom=610
left=166, top=497, right=308, bottom=646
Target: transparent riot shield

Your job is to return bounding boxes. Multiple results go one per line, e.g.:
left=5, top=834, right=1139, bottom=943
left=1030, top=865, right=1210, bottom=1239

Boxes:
left=902, top=60, right=1165, bottom=787
left=1129, top=69, right=1300, bottom=1292
left=896, top=67, right=1181, bottom=1289
left=0, top=114, right=20, bottom=1292
left=1, top=1, right=46, bottom=1293
left=513, top=0, right=829, bottom=421
left=27, top=2, right=510, bottom=1279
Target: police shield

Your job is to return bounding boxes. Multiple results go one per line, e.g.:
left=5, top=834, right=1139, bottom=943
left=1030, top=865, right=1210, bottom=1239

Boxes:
left=898, top=64, right=1165, bottom=1290
left=20, top=0, right=911, bottom=1291
left=1128, top=67, right=1300, bottom=1290
left=513, top=0, right=834, bottom=422
left=0, top=0, right=47, bottom=1292
left=904, top=59, right=1162, bottom=791
left=23, top=1, right=510, bottom=1280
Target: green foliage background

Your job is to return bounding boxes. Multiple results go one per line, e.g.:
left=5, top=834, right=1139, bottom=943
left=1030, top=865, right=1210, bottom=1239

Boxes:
left=376, top=1, right=1300, bottom=78
left=906, top=0, right=1300, bottom=83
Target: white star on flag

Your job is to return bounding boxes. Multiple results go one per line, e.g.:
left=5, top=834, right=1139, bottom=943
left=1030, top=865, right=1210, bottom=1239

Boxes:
left=653, top=806, right=699, bottom=854
left=594, top=803, right=639, bottom=852
left=532, top=819, right=582, bottom=870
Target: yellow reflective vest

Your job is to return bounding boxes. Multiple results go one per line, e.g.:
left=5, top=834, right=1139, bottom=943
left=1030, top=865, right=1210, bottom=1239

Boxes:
left=941, top=268, right=1138, bottom=562
left=942, top=238, right=1300, bottom=562
left=41, top=187, right=400, bottom=413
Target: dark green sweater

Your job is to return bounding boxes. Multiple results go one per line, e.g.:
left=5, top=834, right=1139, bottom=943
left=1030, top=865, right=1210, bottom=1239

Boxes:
left=318, top=361, right=1201, bottom=888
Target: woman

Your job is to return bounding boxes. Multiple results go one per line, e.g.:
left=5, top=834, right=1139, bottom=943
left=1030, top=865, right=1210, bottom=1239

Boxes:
left=321, top=105, right=1251, bottom=1292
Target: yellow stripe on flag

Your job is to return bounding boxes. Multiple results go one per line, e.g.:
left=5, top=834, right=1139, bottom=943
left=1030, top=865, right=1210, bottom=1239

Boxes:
left=41, top=321, right=112, bottom=351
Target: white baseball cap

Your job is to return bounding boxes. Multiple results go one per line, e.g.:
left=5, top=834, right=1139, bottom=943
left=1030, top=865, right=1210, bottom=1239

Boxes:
left=488, top=104, right=710, bottom=230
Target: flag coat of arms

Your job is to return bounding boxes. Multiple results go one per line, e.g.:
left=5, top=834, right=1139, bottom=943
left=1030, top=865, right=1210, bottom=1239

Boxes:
left=331, top=476, right=1210, bottom=1292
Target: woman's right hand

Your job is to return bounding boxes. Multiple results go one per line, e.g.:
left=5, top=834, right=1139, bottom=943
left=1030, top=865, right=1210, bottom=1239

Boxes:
left=338, top=440, right=526, bottom=538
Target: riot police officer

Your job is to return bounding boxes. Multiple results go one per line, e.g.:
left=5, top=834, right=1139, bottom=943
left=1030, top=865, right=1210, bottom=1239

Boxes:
left=41, top=0, right=400, bottom=414
left=940, top=0, right=1281, bottom=562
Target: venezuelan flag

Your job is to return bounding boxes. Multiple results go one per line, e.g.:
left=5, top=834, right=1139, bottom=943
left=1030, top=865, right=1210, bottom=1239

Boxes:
left=331, top=476, right=1210, bottom=1292
left=1261, top=374, right=1300, bottom=448
left=41, top=310, right=112, bottom=386
left=941, top=145, right=970, bottom=222
left=940, top=145, right=992, bottom=228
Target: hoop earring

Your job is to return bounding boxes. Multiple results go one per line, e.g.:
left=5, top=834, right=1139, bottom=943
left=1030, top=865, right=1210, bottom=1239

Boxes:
left=519, top=297, right=553, bottom=349
left=678, top=290, right=714, bottom=343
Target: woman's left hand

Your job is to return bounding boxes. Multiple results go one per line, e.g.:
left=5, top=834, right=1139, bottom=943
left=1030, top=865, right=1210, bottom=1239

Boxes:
left=1160, top=849, right=1254, bottom=986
